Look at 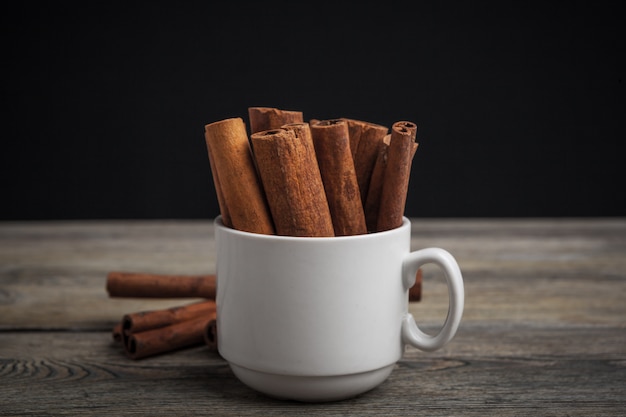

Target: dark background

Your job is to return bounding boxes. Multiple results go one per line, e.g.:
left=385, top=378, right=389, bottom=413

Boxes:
left=2, top=1, right=624, bottom=220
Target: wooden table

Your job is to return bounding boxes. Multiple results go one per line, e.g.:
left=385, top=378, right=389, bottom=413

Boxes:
left=1, top=218, right=625, bottom=416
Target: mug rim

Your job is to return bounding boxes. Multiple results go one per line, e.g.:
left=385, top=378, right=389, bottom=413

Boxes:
left=214, top=215, right=410, bottom=243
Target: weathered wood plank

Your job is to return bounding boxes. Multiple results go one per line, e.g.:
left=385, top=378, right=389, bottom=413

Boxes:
left=1, top=327, right=624, bottom=416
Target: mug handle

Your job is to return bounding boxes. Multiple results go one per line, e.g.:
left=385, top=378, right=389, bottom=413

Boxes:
left=401, top=247, right=465, bottom=352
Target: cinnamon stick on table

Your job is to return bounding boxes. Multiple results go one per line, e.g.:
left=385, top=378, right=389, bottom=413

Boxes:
left=376, top=121, right=419, bottom=232
left=126, top=313, right=216, bottom=360
left=106, top=271, right=216, bottom=299
left=112, top=322, right=123, bottom=343
left=310, top=119, right=367, bottom=236
left=106, top=270, right=422, bottom=302
left=251, top=124, right=334, bottom=237
left=248, top=107, right=304, bottom=134
left=204, top=117, right=275, bottom=234
left=122, top=300, right=216, bottom=335
left=204, top=319, right=218, bottom=351
left=121, top=301, right=216, bottom=352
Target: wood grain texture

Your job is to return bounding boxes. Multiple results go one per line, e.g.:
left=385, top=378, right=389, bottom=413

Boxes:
left=1, top=218, right=625, bottom=415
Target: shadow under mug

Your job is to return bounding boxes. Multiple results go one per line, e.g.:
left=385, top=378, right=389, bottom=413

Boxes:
left=215, top=216, right=464, bottom=402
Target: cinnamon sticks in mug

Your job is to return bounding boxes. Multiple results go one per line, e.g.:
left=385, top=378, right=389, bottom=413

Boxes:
left=204, top=107, right=419, bottom=236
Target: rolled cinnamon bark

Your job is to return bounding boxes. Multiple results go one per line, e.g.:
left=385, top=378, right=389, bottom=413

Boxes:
left=106, top=271, right=216, bottom=299
left=122, top=300, right=216, bottom=335
left=112, top=322, right=123, bottom=343
left=364, top=134, right=391, bottom=232
left=408, top=268, right=422, bottom=302
left=251, top=125, right=334, bottom=237
left=343, top=118, right=389, bottom=205
left=204, top=319, right=218, bottom=351
left=248, top=107, right=304, bottom=134
left=310, top=119, right=367, bottom=236
left=125, top=313, right=216, bottom=360
left=206, top=144, right=232, bottom=227
left=204, top=117, right=275, bottom=234
left=376, top=121, right=418, bottom=232
left=393, top=120, right=418, bottom=141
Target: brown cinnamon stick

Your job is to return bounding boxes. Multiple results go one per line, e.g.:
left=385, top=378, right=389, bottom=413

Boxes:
left=204, top=319, right=218, bottom=351
left=122, top=300, right=216, bottom=335
left=364, top=134, right=391, bottom=232
left=409, top=268, right=422, bottom=302
left=376, top=121, right=419, bottom=232
left=343, top=118, right=389, bottom=206
left=107, top=270, right=421, bottom=302
left=112, top=322, right=123, bottom=343
left=206, top=144, right=232, bottom=227
left=250, top=125, right=334, bottom=237
left=310, top=119, right=367, bottom=236
left=248, top=107, right=304, bottom=134
left=394, top=120, right=418, bottom=141
left=106, top=271, right=216, bottom=299
left=204, top=117, right=275, bottom=234
left=125, top=313, right=216, bottom=360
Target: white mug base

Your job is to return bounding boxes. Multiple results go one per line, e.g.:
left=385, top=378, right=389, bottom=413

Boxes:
left=229, top=363, right=396, bottom=402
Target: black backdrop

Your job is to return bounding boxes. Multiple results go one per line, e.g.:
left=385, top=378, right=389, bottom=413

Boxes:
left=2, top=1, right=624, bottom=220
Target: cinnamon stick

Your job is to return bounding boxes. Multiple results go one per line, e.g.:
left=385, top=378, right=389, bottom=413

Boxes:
left=204, top=319, right=218, bottom=351
left=204, top=117, right=275, bottom=234
left=248, top=107, right=304, bottom=134
left=376, top=121, right=419, bottom=232
left=106, top=271, right=216, bottom=299
left=106, top=270, right=421, bottom=302
left=250, top=125, right=334, bottom=237
left=125, top=313, right=216, bottom=360
left=409, top=268, right=422, bottom=302
left=310, top=119, right=367, bottom=236
left=116, top=300, right=215, bottom=352
left=343, top=118, right=389, bottom=205
left=112, top=322, right=123, bottom=343
left=394, top=120, right=418, bottom=141
left=122, top=300, right=216, bottom=335
left=364, top=134, right=391, bottom=232
left=206, top=143, right=232, bottom=227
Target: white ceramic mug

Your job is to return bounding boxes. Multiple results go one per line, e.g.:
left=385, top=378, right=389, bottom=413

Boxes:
left=215, top=216, right=464, bottom=402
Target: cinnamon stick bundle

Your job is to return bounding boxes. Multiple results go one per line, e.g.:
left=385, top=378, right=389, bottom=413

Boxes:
left=204, top=117, right=275, bottom=234
left=106, top=271, right=216, bottom=299
left=251, top=125, right=334, bottom=236
left=376, top=121, right=419, bottom=232
left=248, top=107, right=304, bottom=134
left=310, top=119, right=367, bottom=236
left=112, top=301, right=217, bottom=359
